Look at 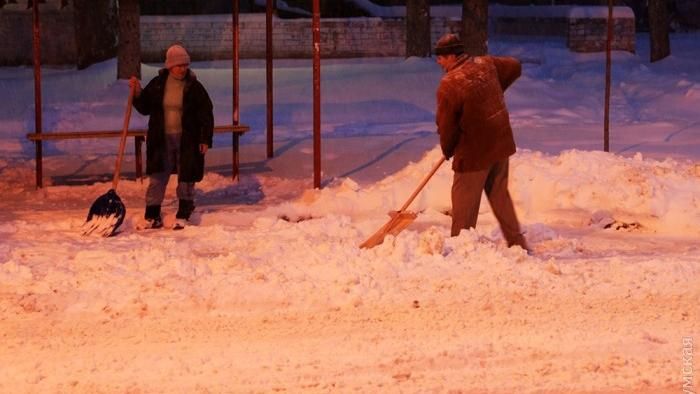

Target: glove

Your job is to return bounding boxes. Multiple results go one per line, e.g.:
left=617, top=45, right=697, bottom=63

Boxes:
left=441, top=145, right=454, bottom=160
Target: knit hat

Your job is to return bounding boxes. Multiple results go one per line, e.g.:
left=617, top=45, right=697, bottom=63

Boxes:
left=434, top=34, right=464, bottom=56
left=165, top=44, right=191, bottom=69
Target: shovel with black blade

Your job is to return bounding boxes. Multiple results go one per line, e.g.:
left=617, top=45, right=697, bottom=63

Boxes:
left=82, top=86, right=135, bottom=237
left=360, top=156, right=445, bottom=249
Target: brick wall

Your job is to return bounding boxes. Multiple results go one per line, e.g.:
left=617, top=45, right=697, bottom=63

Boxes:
left=489, top=5, right=572, bottom=36
left=493, top=17, right=570, bottom=36
left=1, top=5, right=636, bottom=66
left=568, top=18, right=635, bottom=52
left=567, top=8, right=636, bottom=53
left=141, top=14, right=463, bottom=61
left=141, top=10, right=635, bottom=61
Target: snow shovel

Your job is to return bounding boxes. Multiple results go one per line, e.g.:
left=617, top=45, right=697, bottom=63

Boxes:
left=82, top=85, right=135, bottom=237
left=360, top=156, right=446, bottom=249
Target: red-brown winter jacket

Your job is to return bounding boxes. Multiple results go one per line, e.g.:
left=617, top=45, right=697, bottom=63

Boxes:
left=436, top=54, right=521, bottom=172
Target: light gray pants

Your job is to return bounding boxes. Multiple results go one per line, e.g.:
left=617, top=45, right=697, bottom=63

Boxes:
left=451, top=158, right=527, bottom=249
left=146, top=133, right=195, bottom=206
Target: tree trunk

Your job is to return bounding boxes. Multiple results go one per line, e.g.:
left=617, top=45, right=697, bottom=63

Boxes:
left=73, top=0, right=118, bottom=70
left=117, top=0, right=140, bottom=80
left=462, top=0, right=488, bottom=56
left=406, top=0, right=431, bottom=58
left=648, top=0, right=670, bottom=62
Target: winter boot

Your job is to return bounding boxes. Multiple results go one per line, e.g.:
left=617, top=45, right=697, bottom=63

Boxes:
left=144, top=205, right=163, bottom=229
left=173, top=200, right=195, bottom=230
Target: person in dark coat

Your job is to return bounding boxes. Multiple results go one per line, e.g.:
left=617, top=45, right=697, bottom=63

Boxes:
left=129, top=44, right=214, bottom=230
left=434, top=33, right=529, bottom=252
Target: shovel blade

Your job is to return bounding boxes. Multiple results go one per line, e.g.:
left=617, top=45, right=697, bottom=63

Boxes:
left=83, top=189, right=126, bottom=237
left=359, top=211, right=417, bottom=249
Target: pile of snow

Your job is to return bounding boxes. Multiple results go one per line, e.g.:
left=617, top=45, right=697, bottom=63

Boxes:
left=1, top=147, right=699, bottom=317
left=1, top=32, right=699, bottom=393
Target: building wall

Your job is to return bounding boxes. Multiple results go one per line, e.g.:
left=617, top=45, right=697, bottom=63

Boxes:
left=0, top=4, right=77, bottom=66
left=568, top=17, right=636, bottom=52
left=0, top=0, right=117, bottom=67
left=140, top=14, right=464, bottom=61
left=566, top=7, right=636, bottom=52
left=0, top=4, right=635, bottom=66
left=141, top=10, right=635, bottom=62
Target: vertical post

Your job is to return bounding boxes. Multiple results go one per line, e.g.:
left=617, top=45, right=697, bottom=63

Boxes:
left=32, top=0, right=43, bottom=188
left=232, top=0, right=241, bottom=180
left=603, top=0, right=613, bottom=152
left=266, top=0, right=274, bottom=158
left=312, top=0, right=321, bottom=189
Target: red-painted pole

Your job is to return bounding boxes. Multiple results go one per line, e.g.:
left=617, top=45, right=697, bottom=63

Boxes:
left=232, top=0, right=241, bottom=180
left=233, top=0, right=240, bottom=126
left=32, top=0, right=43, bottom=189
left=604, top=0, right=613, bottom=152
left=266, top=0, right=274, bottom=158
left=312, top=0, right=321, bottom=189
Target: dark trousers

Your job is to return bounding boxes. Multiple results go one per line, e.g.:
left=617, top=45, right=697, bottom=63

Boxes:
left=451, top=158, right=528, bottom=249
left=146, top=133, right=195, bottom=206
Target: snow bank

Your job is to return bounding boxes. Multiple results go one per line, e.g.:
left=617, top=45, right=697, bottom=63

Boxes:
left=1, top=147, right=698, bottom=318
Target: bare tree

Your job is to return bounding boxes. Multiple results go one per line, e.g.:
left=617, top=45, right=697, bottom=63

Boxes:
left=117, top=0, right=140, bottom=80
left=462, top=0, right=488, bottom=56
left=406, top=0, right=431, bottom=58
left=648, top=0, right=670, bottom=62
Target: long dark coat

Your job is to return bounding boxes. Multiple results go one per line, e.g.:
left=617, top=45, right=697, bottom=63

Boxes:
left=133, top=69, right=214, bottom=182
left=436, top=54, right=521, bottom=172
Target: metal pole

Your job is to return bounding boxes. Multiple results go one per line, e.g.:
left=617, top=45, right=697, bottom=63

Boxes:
left=32, top=0, right=43, bottom=188
left=232, top=0, right=241, bottom=180
left=233, top=0, right=240, bottom=126
left=312, top=0, right=321, bottom=189
left=266, top=0, right=274, bottom=158
left=604, top=0, right=613, bottom=152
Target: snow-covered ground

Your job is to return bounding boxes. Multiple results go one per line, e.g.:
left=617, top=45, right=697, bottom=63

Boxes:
left=0, top=33, right=698, bottom=393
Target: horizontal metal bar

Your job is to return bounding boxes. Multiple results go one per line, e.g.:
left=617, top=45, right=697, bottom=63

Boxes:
left=26, top=124, right=250, bottom=141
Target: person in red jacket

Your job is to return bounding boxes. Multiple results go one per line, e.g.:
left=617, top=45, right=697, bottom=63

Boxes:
left=434, top=33, right=529, bottom=252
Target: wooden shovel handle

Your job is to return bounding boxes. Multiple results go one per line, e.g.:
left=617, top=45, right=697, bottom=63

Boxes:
left=397, top=156, right=446, bottom=213
left=112, top=85, right=135, bottom=190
